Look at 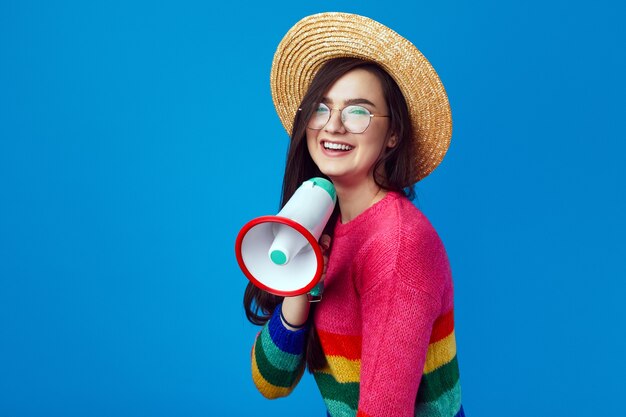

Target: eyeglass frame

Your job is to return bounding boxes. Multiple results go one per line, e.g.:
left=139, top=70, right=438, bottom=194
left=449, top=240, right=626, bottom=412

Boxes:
left=298, top=102, right=390, bottom=134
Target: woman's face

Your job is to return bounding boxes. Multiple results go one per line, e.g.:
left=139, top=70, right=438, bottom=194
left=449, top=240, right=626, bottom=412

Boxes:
left=306, top=68, right=397, bottom=187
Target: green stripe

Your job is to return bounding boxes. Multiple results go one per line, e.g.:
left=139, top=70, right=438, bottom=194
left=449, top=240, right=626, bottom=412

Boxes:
left=314, top=372, right=359, bottom=410
left=325, top=398, right=357, bottom=417
left=254, top=335, right=302, bottom=388
left=417, top=355, right=460, bottom=403
left=414, top=378, right=462, bottom=416
left=260, top=325, right=302, bottom=372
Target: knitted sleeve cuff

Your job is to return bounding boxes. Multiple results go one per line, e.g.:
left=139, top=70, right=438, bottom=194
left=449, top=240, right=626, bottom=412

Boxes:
left=267, top=303, right=309, bottom=356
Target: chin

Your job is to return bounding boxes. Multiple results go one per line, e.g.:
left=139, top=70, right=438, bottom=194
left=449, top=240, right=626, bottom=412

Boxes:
left=317, top=166, right=346, bottom=179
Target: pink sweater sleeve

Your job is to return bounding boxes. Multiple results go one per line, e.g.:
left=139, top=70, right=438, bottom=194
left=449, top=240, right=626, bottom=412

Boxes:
left=355, top=224, right=448, bottom=417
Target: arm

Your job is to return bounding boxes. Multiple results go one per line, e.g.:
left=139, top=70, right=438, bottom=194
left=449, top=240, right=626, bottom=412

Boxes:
left=251, top=303, right=307, bottom=399
left=251, top=235, right=330, bottom=399
left=355, top=229, right=449, bottom=417
left=280, top=293, right=311, bottom=329
left=357, top=279, right=439, bottom=416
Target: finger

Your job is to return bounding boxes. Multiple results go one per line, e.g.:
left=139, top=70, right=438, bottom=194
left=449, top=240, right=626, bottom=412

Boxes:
left=320, top=234, right=331, bottom=252
left=320, top=255, right=329, bottom=282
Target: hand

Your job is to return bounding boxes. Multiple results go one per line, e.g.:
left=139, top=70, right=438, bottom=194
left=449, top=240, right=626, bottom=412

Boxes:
left=307, top=234, right=331, bottom=303
left=319, top=234, right=332, bottom=285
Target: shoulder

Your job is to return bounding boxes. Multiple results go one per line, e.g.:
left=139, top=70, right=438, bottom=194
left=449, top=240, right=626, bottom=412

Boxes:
left=356, top=193, right=452, bottom=298
left=362, top=193, right=445, bottom=255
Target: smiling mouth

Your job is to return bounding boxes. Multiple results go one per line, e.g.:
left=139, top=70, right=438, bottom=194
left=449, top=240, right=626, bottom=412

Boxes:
left=322, top=141, right=354, bottom=151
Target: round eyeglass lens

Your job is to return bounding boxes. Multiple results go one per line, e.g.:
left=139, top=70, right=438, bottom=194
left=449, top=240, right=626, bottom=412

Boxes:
left=308, top=104, right=331, bottom=130
left=341, top=105, right=371, bottom=133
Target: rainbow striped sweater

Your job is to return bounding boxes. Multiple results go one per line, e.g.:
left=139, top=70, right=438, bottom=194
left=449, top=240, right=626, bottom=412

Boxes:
left=251, top=192, right=464, bottom=417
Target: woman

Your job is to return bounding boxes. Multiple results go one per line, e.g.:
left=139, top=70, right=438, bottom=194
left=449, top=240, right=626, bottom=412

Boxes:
left=243, top=12, right=464, bottom=417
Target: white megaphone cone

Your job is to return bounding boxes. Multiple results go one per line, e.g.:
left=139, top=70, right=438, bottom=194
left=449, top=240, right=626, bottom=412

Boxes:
left=235, top=178, right=336, bottom=297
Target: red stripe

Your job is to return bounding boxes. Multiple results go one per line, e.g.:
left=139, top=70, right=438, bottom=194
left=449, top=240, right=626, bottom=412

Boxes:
left=356, top=411, right=372, bottom=417
left=429, top=309, right=454, bottom=343
left=317, top=329, right=362, bottom=360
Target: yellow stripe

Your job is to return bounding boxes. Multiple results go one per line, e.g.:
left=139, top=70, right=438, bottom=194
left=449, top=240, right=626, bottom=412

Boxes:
left=423, top=330, right=457, bottom=374
left=317, top=355, right=361, bottom=383
left=251, top=345, right=292, bottom=398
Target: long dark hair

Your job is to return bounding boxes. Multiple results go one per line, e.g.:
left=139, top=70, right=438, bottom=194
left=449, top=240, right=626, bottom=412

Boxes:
left=243, top=57, right=415, bottom=371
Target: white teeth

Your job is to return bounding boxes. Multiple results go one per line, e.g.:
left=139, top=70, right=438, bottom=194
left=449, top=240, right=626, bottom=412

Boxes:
left=323, top=141, right=354, bottom=151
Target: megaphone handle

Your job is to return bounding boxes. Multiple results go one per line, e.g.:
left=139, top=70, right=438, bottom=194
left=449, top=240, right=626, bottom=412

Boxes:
left=307, top=281, right=324, bottom=303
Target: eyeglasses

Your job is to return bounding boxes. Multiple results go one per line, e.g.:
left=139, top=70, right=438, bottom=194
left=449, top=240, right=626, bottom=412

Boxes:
left=300, top=103, right=389, bottom=134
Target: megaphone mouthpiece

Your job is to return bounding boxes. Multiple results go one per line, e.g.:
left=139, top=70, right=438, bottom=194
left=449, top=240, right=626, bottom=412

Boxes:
left=267, top=222, right=310, bottom=266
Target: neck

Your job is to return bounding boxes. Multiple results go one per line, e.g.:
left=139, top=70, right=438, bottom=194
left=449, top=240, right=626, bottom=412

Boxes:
left=333, top=178, right=388, bottom=223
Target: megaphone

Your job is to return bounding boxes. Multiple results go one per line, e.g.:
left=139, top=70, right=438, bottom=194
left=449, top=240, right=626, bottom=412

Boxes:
left=235, top=177, right=336, bottom=297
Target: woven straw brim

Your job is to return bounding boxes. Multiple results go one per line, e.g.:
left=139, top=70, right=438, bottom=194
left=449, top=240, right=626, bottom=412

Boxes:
left=270, top=12, right=452, bottom=183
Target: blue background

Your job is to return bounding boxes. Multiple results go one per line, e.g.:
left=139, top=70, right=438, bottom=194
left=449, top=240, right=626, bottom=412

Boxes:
left=1, top=0, right=624, bottom=416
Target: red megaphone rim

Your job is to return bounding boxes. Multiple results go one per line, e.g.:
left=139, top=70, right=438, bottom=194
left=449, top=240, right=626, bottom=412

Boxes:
left=235, top=215, right=324, bottom=297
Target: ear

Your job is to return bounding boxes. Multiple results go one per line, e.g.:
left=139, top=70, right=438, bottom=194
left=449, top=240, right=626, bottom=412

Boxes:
left=387, top=132, right=398, bottom=149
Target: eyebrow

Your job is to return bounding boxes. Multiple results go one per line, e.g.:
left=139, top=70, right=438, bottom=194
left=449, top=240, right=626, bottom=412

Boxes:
left=321, top=97, right=378, bottom=108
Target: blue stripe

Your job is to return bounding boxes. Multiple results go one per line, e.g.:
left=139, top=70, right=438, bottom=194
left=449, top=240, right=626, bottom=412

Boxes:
left=267, top=304, right=308, bottom=355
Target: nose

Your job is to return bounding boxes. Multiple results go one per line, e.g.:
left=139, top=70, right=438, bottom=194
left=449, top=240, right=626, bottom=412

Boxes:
left=323, top=108, right=346, bottom=134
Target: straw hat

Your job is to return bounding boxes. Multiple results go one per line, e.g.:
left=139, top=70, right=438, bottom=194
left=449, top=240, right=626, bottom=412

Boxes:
left=270, top=12, right=452, bottom=183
